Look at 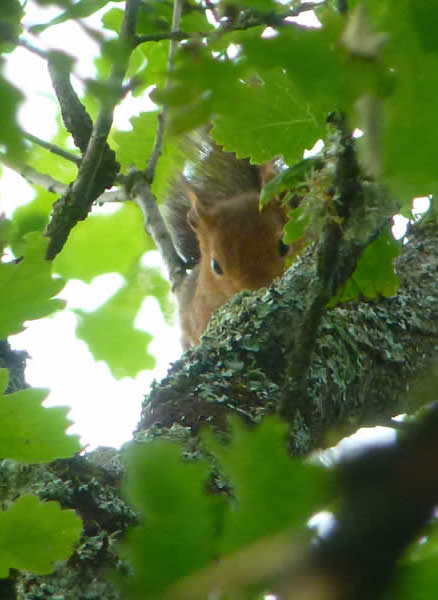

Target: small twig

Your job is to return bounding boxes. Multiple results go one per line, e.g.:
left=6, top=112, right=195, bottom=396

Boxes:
left=0, top=152, right=129, bottom=206
left=23, top=131, right=81, bottom=166
left=0, top=153, right=67, bottom=195
left=131, top=0, right=187, bottom=289
left=135, top=2, right=324, bottom=47
left=16, top=36, right=50, bottom=60
left=96, top=189, right=129, bottom=204
left=135, top=30, right=199, bottom=46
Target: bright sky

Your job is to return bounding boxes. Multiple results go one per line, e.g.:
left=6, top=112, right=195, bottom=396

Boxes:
left=1, top=1, right=423, bottom=452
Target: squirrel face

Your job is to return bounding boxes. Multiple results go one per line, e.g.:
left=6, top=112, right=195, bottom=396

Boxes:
left=184, top=190, right=289, bottom=343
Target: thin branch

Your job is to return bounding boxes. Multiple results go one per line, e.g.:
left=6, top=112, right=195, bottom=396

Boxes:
left=0, top=152, right=129, bottom=206
left=135, top=30, right=205, bottom=45
left=134, top=2, right=325, bottom=47
left=0, top=153, right=67, bottom=195
left=130, top=0, right=187, bottom=290
left=23, top=131, right=81, bottom=166
left=16, top=37, right=50, bottom=60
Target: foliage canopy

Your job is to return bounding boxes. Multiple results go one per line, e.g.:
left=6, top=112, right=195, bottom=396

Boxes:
left=1, top=0, right=438, bottom=599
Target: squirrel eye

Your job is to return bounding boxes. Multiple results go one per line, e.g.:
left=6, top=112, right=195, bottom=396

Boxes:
left=278, top=239, right=290, bottom=257
left=211, top=257, right=224, bottom=275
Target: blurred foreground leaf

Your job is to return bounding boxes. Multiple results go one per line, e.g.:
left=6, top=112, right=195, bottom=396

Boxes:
left=0, top=495, right=82, bottom=577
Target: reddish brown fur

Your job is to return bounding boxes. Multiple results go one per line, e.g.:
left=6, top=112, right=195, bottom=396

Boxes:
left=177, top=190, right=288, bottom=348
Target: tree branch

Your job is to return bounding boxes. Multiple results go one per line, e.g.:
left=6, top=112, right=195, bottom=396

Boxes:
left=129, top=0, right=187, bottom=290
left=280, top=122, right=367, bottom=419
left=44, top=0, right=140, bottom=259
left=134, top=2, right=325, bottom=47
left=0, top=153, right=68, bottom=195
left=23, top=131, right=81, bottom=166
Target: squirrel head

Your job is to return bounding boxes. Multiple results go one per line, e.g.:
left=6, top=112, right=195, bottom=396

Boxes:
left=187, top=188, right=289, bottom=301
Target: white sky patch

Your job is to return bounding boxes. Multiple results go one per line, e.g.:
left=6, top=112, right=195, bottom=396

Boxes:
left=413, top=195, right=430, bottom=216
left=304, top=138, right=324, bottom=158
left=1, top=166, right=36, bottom=217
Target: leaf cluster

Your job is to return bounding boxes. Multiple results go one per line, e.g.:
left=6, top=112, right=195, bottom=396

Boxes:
left=119, top=418, right=330, bottom=599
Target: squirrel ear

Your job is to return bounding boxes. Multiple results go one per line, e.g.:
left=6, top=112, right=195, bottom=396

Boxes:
left=186, top=189, right=207, bottom=230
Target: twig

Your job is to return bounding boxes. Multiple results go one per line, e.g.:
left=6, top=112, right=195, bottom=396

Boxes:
left=0, top=153, right=67, bottom=195
left=0, top=152, right=129, bottom=206
left=130, top=0, right=187, bottom=289
left=135, top=30, right=201, bottom=45
left=23, top=131, right=81, bottom=166
left=16, top=37, right=50, bottom=60
left=135, top=2, right=325, bottom=47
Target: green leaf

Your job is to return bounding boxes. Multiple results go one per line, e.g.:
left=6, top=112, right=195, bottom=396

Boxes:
left=260, top=158, right=322, bottom=207
left=10, top=189, right=54, bottom=254
left=383, top=51, right=438, bottom=195
left=204, top=418, right=331, bottom=554
left=408, top=0, right=438, bottom=54
left=74, top=267, right=161, bottom=378
left=135, top=40, right=169, bottom=92
left=120, top=440, right=221, bottom=598
left=113, top=111, right=158, bottom=172
left=236, top=0, right=276, bottom=9
left=30, top=0, right=112, bottom=33
left=54, top=203, right=152, bottom=282
left=136, top=0, right=172, bottom=35
left=0, top=369, right=80, bottom=462
left=180, top=7, right=214, bottom=34
left=283, top=206, right=310, bottom=244
left=0, top=495, right=82, bottom=577
left=329, top=231, right=401, bottom=306
left=0, top=233, right=65, bottom=338
left=0, top=74, right=25, bottom=160
left=0, top=0, right=24, bottom=53
left=101, top=7, right=123, bottom=33
left=212, top=67, right=327, bottom=164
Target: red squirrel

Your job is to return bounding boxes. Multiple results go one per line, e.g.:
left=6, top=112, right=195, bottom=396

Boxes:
left=165, top=139, right=289, bottom=349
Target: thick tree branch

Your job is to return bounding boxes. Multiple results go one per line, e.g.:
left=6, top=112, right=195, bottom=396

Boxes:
left=138, top=210, right=437, bottom=456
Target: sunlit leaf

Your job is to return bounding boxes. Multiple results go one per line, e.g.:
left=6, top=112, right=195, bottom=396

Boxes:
left=54, top=203, right=152, bottom=282
left=329, top=231, right=401, bottom=306
left=74, top=267, right=161, bottom=378
left=0, top=233, right=65, bottom=338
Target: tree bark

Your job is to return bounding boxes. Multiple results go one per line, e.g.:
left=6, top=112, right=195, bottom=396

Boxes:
left=139, top=220, right=438, bottom=454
